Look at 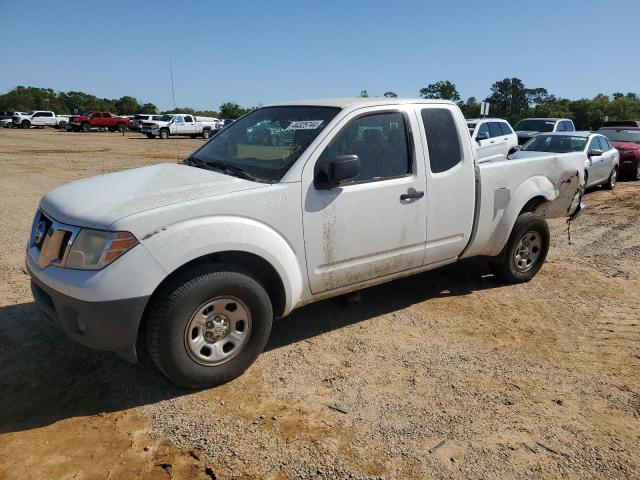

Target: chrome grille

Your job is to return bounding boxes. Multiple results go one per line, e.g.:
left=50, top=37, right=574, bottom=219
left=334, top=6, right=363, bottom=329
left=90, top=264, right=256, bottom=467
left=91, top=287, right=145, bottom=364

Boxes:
left=29, top=210, right=81, bottom=269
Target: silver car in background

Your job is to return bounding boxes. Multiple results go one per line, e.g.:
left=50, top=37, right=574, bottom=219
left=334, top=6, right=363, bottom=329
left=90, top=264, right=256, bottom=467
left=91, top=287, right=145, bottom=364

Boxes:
left=510, top=131, right=620, bottom=190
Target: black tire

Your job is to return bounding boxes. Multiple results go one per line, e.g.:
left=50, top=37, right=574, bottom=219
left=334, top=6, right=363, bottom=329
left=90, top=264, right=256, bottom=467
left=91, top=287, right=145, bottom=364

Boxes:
left=21, top=120, right=30, bottom=129
left=159, top=128, right=169, bottom=139
left=81, top=122, right=90, bottom=132
left=489, top=213, right=550, bottom=284
left=202, top=129, right=211, bottom=139
left=146, top=264, right=273, bottom=388
left=634, top=162, right=640, bottom=181
left=146, top=133, right=155, bottom=139
left=604, top=166, right=618, bottom=190
left=117, top=123, right=126, bottom=132
left=57, top=121, right=67, bottom=129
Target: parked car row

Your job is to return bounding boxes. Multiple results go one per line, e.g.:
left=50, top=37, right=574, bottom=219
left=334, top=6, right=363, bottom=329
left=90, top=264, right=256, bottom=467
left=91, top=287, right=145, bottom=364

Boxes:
left=467, top=116, right=640, bottom=186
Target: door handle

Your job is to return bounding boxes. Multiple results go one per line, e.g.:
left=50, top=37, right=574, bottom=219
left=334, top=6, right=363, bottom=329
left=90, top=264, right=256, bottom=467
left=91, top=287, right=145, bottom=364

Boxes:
left=400, top=190, right=424, bottom=201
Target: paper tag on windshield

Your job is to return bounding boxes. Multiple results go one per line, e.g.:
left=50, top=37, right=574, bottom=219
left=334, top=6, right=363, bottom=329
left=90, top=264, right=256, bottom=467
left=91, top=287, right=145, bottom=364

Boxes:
left=286, top=120, right=323, bottom=130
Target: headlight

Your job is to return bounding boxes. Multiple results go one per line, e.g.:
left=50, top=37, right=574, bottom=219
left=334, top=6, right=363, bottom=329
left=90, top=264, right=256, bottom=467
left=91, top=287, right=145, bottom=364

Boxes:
left=65, top=229, right=138, bottom=270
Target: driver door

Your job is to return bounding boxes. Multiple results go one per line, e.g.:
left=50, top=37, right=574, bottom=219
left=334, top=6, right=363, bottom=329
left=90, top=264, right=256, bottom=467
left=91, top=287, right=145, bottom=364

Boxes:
left=302, top=106, right=427, bottom=294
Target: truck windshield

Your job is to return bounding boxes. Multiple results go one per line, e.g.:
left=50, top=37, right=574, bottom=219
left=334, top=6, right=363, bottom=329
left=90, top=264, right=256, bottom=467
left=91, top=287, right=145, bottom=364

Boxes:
left=187, top=106, right=341, bottom=182
left=522, top=135, right=587, bottom=153
left=514, top=120, right=556, bottom=132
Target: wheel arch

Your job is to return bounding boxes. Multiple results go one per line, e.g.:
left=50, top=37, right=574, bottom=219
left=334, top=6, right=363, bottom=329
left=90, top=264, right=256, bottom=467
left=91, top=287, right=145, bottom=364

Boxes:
left=138, top=249, right=288, bottom=347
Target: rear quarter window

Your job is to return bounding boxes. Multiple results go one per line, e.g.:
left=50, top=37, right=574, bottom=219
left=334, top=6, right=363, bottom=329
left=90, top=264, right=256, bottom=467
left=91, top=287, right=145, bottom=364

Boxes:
left=421, top=108, right=462, bottom=173
left=500, top=122, right=513, bottom=135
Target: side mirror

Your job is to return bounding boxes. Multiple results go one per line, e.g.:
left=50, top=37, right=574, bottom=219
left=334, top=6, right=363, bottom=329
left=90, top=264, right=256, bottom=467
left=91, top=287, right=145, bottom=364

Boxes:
left=476, top=132, right=490, bottom=142
left=508, top=145, right=522, bottom=155
left=315, top=155, right=361, bottom=189
left=590, top=149, right=603, bottom=157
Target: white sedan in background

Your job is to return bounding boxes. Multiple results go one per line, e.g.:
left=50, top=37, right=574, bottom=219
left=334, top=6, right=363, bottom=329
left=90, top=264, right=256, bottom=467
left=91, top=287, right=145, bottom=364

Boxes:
left=467, top=118, right=518, bottom=163
left=511, top=131, right=620, bottom=190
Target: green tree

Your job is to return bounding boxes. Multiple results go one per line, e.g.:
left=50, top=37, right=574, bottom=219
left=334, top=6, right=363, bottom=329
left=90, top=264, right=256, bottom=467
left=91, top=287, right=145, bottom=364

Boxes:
left=114, top=96, right=141, bottom=115
left=139, top=103, right=158, bottom=114
left=419, top=80, right=460, bottom=101
left=487, top=78, right=528, bottom=123
left=383, top=91, right=398, bottom=97
left=219, top=102, right=249, bottom=119
left=359, top=90, right=369, bottom=98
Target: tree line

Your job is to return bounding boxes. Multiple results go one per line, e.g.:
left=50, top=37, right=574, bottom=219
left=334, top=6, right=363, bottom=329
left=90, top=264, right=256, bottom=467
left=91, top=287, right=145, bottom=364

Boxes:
left=2, top=81, right=639, bottom=129
left=412, top=79, right=640, bottom=130
left=0, top=86, right=253, bottom=119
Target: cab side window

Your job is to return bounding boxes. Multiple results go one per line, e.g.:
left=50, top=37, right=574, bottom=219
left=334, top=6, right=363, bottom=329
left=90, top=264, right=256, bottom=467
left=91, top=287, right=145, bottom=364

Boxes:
left=421, top=108, right=462, bottom=173
left=319, top=112, right=411, bottom=184
left=184, top=115, right=194, bottom=122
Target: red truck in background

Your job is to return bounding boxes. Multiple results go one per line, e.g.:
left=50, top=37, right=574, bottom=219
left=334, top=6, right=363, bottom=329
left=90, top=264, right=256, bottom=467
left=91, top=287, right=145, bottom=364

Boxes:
left=69, top=112, right=130, bottom=132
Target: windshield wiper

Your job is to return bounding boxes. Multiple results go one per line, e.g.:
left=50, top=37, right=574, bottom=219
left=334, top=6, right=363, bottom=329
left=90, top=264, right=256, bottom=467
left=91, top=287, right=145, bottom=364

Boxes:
left=183, top=156, right=266, bottom=183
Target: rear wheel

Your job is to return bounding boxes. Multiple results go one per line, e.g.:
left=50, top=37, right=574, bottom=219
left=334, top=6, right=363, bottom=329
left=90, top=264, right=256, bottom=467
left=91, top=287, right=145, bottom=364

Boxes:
left=604, top=166, right=618, bottom=190
left=57, top=121, right=67, bottom=129
left=159, top=128, right=169, bottom=139
left=146, top=265, right=273, bottom=388
left=202, top=129, right=211, bottom=139
left=489, top=213, right=550, bottom=284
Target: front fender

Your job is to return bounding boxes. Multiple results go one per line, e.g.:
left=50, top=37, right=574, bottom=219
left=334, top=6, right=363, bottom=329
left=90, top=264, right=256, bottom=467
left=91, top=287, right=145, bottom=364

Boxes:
left=140, top=216, right=305, bottom=315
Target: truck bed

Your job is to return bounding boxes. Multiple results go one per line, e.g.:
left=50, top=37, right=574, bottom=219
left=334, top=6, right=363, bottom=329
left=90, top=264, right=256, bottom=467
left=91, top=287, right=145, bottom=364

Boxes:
left=463, top=152, right=584, bottom=258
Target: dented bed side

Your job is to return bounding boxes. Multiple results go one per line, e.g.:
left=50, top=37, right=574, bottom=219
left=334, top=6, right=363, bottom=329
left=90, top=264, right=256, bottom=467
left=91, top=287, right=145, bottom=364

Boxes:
left=462, top=152, right=585, bottom=258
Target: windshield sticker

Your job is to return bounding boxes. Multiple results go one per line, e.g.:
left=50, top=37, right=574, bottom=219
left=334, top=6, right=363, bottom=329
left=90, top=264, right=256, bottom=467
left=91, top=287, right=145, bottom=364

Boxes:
left=285, top=120, right=324, bottom=130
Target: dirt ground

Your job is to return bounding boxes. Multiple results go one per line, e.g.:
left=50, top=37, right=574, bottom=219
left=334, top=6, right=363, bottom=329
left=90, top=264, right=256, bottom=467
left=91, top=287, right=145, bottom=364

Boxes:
left=0, top=127, right=638, bottom=479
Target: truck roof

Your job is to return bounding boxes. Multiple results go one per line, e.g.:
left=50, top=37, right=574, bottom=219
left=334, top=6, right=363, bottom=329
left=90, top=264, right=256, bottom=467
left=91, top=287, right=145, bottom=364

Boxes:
left=268, top=97, right=455, bottom=109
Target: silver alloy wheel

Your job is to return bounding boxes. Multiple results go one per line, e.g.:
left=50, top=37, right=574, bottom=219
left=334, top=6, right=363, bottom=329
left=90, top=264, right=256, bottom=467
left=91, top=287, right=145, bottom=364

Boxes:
left=184, top=296, right=252, bottom=366
left=513, top=230, right=542, bottom=273
left=636, top=164, right=640, bottom=180
left=610, top=168, right=617, bottom=187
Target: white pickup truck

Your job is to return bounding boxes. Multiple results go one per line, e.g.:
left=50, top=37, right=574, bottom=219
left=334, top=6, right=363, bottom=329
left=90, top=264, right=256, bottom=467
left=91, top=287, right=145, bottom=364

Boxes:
left=140, top=113, right=219, bottom=139
left=12, top=110, right=70, bottom=129
left=26, top=98, right=585, bottom=388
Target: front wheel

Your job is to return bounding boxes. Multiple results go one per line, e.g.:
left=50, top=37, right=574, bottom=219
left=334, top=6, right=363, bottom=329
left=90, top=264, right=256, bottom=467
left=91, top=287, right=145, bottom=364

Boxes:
left=604, top=166, right=618, bottom=190
left=21, top=120, right=30, bottom=129
left=146, top=265, right=273, bottom=388
left=117, top=123, right=126, bottom=132
left=159, top=128, right=169, bottom=139
left=634, top=162, right=640, bottom=181
left=81, top=122, right=90, bottom=132
left=489, top=213, right=550, bottom=284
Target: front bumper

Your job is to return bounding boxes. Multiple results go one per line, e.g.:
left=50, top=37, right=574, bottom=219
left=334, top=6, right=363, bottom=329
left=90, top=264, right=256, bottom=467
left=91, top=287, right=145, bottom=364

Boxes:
left=25, top=223, right=167, bottom=362
left=30, top=272, right=148, bottom=362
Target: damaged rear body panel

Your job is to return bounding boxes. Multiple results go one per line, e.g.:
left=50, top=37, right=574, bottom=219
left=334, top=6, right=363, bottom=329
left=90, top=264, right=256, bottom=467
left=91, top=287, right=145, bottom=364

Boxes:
left=462, top=152, right=585, bottom=258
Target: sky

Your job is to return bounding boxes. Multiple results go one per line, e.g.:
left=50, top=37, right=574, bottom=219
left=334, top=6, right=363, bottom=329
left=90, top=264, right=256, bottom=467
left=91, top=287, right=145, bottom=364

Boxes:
left=1, top=0, right=639, bottom=111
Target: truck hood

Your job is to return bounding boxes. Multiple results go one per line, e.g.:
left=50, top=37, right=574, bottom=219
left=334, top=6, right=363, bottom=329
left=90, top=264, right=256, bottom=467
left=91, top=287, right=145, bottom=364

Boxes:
left=41, top=163, right=267, bottom=229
